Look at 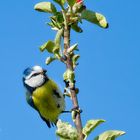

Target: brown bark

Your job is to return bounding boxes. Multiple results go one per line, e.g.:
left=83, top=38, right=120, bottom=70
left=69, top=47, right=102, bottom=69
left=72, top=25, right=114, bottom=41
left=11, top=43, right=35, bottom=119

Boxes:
left=63, top=25, right=84, bottom=140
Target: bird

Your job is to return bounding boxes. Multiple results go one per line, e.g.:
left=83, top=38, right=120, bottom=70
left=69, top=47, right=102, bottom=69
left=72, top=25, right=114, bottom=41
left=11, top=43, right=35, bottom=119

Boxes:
left=22, top=65, right=65, bottom=128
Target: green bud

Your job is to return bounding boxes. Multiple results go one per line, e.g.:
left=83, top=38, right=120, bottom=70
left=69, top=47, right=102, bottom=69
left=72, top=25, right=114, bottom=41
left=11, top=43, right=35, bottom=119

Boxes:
left=67, top=44, right=79, bottom=54
left=63, top=69, right=75, bottom=83
left=54, top=29, right=63, bottom=45
left=72, top=54, right=80, bottom=68
left=45, top=57, right=56, bottom=65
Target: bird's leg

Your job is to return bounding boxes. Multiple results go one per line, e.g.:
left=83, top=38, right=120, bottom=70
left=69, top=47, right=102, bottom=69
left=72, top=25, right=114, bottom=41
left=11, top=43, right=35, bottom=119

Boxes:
left=61, top=110, right=71, bottom=113
left=62, top=106, right=82, bottom=114
left=71, top=106, right=83, bottom=114
left=63, top=80, right=82, bottom=119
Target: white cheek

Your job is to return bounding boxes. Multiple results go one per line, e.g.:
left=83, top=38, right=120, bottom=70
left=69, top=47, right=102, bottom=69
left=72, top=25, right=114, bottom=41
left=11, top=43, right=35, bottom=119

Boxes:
left=25, top=75, right=45, bottom=88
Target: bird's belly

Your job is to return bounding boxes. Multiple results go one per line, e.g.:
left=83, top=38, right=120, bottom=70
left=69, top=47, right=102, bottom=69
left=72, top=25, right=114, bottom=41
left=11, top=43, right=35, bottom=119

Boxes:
left=32, top=86, right=61, bottom=122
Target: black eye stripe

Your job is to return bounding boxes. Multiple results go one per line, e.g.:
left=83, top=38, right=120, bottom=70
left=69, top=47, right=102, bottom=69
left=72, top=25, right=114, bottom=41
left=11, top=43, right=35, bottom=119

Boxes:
left=31, top=73, right=39, bottom=77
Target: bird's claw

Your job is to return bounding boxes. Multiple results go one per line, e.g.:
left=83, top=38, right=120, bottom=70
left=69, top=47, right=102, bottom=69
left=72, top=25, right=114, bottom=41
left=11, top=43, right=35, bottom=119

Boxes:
left=71, top=106, right=82, bottom=122
left=71, top=106, right=82, bottom=114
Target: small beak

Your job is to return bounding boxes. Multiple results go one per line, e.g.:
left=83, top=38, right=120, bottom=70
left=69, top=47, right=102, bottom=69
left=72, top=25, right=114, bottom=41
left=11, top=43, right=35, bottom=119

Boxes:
left=43, top=69, right=47, bottom=73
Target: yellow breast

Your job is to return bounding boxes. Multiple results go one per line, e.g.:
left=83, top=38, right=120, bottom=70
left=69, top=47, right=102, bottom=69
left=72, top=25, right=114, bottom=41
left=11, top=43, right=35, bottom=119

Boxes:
left=32, top=80, right=63, bottom=122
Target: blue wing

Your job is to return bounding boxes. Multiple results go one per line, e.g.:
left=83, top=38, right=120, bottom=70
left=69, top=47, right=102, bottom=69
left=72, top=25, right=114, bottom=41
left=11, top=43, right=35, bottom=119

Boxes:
left=26, top=92, right=36, bottom=109
left=26, top=92, right=52, bottom=128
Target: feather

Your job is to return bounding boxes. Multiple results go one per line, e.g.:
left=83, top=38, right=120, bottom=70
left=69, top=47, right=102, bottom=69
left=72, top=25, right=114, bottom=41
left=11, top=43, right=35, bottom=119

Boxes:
left=26, top=92, right=52, bottom=128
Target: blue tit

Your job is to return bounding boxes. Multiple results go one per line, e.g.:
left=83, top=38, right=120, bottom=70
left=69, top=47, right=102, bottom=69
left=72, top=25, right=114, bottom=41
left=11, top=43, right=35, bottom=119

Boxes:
left=22, top=65, right=65, bottom=128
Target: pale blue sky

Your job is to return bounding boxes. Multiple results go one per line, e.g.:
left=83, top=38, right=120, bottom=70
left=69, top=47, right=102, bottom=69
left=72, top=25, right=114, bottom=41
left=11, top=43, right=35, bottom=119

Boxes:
left=0, top=0, right=139, bottom=140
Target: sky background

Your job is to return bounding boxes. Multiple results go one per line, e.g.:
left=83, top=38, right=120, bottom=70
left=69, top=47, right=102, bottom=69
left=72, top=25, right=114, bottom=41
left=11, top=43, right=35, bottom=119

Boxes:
left=0, top=0, right=139, bottom=140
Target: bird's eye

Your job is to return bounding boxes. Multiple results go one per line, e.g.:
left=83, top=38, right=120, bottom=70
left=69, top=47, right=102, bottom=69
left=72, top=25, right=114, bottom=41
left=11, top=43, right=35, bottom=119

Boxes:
left=32, top=73, right=39, bottom=77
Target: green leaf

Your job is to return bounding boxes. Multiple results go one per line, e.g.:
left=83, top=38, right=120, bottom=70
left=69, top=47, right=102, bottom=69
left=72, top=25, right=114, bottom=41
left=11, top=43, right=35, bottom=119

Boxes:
left=45, top=56, right=56, bottom=65
left=53, top=46, right=61, bottom=58
left=52, top=14, right=64, bottom=29
left=53, top=0, right=66, bottom=6
left=40, top=40, right=59, bottom=53
left=47, top=22, right=55, bottom=28
left=54, top=28, right=63, bottom=45
left=94, top=130, right=125, bottom=140
left=56, top=120, right=78, bottom=140
left=34, top=2, right=57, bottom=13
left=83, top=119, right=105, bottom=139
left=81, top=10, right=108, bottom=28
left=55, top=12, right=64, bottom=23
left=67, top=0, right=76, bottom=7
left=50, top=17, right=61, bottom=29
left=71, top=23, right=83, bottom=33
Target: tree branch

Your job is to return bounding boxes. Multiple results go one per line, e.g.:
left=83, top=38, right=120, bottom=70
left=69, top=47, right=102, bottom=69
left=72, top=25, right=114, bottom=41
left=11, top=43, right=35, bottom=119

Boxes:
left=63, top=20, right=84, bottom=140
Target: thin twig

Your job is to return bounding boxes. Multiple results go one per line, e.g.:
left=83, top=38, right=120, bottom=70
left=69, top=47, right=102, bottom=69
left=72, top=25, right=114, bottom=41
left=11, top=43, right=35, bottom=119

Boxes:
left=62, top=12, right=84, bottom=140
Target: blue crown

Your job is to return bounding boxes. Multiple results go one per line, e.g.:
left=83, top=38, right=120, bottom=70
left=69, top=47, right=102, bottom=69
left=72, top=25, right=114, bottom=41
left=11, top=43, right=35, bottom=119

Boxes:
left=23, top=67, right=32, bottom=78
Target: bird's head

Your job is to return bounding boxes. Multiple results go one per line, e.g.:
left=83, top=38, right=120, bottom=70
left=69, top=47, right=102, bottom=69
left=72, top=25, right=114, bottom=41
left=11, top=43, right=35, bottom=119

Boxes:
left=23, top=65, right=47, bottom=89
